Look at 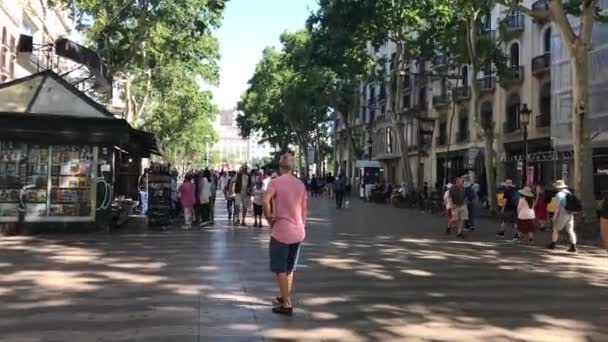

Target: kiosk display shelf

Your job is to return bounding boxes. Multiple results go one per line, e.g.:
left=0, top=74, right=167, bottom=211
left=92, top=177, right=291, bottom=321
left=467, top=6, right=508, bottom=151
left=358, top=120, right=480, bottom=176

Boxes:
left=0, top=141, right=98, bottom=222
left=147, top=163, right=171, bottom=226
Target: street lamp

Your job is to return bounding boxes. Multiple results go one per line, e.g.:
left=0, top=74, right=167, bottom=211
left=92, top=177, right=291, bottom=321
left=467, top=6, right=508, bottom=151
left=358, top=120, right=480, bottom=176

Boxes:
left=519, top=103, right=532, bottom=186
left=418, top=117, right=436, bottom=191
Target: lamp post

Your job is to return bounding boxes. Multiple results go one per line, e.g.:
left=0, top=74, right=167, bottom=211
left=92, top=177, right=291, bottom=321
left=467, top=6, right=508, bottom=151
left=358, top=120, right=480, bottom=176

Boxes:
left=418, top=117, right=436, bottom=191
left=519, top=103, right=532, bottom=186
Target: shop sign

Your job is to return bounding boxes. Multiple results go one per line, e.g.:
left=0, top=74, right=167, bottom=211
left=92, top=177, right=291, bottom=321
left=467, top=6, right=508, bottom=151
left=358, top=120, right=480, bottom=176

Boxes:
left=506, top=150, right=574, bottom=163
left=597, top=168, right=608, bottom=175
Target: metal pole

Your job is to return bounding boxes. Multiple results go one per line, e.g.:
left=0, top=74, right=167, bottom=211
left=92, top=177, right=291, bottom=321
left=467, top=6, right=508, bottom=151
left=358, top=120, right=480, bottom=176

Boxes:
left=522, top=124, right=528, bottom=186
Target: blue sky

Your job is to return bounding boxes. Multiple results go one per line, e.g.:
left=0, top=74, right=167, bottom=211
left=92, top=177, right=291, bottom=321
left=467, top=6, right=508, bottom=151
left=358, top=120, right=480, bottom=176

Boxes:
left=212, top=0, right=318, bottom=110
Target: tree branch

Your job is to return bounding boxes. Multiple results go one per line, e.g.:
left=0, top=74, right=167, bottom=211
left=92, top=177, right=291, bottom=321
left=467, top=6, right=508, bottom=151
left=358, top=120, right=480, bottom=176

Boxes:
left=581, top=0, right=597, bottom=45
left=549, top=0, right=578, bottom=45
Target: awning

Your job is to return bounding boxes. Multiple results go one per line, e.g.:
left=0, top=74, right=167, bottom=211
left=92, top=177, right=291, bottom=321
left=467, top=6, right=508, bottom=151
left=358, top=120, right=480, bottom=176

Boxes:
left=0, top=112, right=130, bottom=144
left=116, top=127, right=162, bottom=158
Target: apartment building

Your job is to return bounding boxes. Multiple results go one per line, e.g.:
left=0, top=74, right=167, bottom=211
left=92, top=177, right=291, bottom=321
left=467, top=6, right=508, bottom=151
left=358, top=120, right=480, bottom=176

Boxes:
left=0, top=0, right=73, bottom=83
left=335, top=0, right=608, bottom=194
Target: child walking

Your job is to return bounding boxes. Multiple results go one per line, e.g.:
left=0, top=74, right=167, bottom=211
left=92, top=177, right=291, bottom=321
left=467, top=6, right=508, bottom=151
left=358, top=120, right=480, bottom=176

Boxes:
left=517, top=186, right=536, bottom=244
left=252, top=181, right=265, bottom=228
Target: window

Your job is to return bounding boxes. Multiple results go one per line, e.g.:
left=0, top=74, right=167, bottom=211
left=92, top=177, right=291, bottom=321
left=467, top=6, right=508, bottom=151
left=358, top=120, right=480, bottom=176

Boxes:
left=481, top=101, right=493, bottom=127
left=386, top=127, right=394, bottom=153
left=9, top=35, right=15, bottom=77
left=543, top=27, right=551, bottom=54
left=510, top=42, right=520, bottom=66
left=506, top=93, right=521, bottom=131
left=462, top=66, right=469, bottom=87
left=539, top=82, right=551, bottom=126
left=439, top=121, right=447, bottom=145
left=458, top=110, right=469, bottom=142
left=483, top=13, right=491, bottom=30
left=0, top=27, right=6, bottom=72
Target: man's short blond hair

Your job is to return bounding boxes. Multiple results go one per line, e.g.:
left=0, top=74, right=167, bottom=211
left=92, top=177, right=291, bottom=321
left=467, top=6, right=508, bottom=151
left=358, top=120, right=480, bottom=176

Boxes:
left=279, top=153, right=295, bottom=171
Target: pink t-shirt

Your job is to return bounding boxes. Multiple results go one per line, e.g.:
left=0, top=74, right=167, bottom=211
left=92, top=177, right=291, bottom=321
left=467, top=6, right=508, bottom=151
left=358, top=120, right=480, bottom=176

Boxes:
left=268, top=174, right=307, bottom=244
left=179, top=181, right=195, bottom=209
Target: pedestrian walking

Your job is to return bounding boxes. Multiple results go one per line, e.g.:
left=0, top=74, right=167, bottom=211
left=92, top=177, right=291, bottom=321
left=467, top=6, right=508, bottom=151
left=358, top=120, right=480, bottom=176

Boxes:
left=534, top=184, right=549, bottom=231
left=547, top=180, right=579, bottom=252
left=517, top=186, right=536, bottom=244
left=235, top=164, right=253, bottom=226
left=448, top=177, right=468, bottom=239
left=227, top=171, right=238, bottom=223
left=263, top=153, right=307, bottom=316
left=178, top=174, right=195, bottom=229
left=334, top=174, right=346, bottom=209
left=464, top=176, right=477, bottom=231
left=326, top=173, right=335, bottom=198
left=253, top=181, right=265, bottom=227
left=199, top=169, right=212, bottom=226
left=444, top=183, right=454, bottom=234
left=497, top=179, right=518, bottom=239
left=170, top=168, right=179, bottom=219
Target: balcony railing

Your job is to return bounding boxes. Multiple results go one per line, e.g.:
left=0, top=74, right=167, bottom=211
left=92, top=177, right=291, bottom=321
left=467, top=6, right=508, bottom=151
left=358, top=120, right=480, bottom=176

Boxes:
left=504, top=14, right=525, bottom=33
left=536, top=114, right=550, bottom=128
left=503, top=121, right=520, bottom=134
left=481, top=29, right=497, bottom=42
left=453, top=86, right=471, bottom=101
left=532, top=53, right=551, bottom=76
left=433, top=94, right=449, bottom=109
left=432, top=54, right=448, bottom=68
left=477, top=76, right=496, bottom=93
left=511, top=66, right=524, bottom=84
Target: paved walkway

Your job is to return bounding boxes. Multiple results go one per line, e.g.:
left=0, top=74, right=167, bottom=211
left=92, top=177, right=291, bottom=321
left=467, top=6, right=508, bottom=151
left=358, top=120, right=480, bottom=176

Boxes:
left=0, top=196, right=607, bottom=341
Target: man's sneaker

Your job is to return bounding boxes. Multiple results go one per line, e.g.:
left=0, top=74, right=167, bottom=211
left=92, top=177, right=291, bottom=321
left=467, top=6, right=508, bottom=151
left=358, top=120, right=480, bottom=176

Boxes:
left=445, top=226, right=451, bottom=235
left=272, top=304, right=293, bottom=316
left=511, top=235, right=520, bottom=241
left=456, top=232, right=465, bottom=239
left=568, top=244, right=577, bottom=253
left=496, top=231, right=505, bottom=237
left=547, top=242, right=557, bottom=250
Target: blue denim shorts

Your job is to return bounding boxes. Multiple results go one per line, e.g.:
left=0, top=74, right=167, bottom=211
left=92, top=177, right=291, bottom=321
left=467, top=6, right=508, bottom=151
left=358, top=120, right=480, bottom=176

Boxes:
left=269, top=237, right=301, bottom=274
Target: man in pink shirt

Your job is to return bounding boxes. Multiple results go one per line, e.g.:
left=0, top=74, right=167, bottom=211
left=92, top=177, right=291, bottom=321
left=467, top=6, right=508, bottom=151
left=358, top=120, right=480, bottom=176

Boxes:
left=263, top=153, right=307, bottom=316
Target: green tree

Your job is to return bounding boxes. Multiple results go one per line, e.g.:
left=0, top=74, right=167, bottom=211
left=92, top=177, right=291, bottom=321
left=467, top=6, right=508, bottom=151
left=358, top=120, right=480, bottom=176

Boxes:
left=51, top=0, right=224, bottom=160
left=238, top=30, right=335, bottom=177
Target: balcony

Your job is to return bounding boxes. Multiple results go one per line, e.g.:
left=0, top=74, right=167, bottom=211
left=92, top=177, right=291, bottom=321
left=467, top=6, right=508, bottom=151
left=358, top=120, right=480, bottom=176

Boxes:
left=532, top=53, right=551, bottom=77
left=503, top=121, right=520, bottom=134
left=536, top=114, right=550, bottom=128
left=432, top=94, right=449, bottom=109
left=432, top=54, right=448, bottom=69
left=456, top=130, right=469, bottom=143
left=503, top=14, right=525, bottom=35
left=531, top=0, right=550, bottom=23
left=480, top=29, right=497, bottom=42
left=453, top=86, right=470, bottom=101
left=477, top=76, right=496, bottom=94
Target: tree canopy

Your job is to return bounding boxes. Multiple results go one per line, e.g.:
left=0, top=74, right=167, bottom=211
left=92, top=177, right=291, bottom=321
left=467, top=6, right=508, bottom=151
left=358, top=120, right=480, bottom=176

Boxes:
left=51, top=0, right=226, bottom=166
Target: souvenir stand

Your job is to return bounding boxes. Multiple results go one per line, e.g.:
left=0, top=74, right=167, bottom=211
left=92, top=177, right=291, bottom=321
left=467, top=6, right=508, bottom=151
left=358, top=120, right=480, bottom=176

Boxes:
left=147, top=163, right=171, bottom=227
left=0, top=71, right=131, bottom=231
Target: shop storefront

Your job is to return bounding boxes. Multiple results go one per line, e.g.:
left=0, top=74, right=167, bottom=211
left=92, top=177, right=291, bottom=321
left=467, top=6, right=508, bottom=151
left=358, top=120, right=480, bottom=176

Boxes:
left=0, top=71, right=157, bottom=230
left=436, top=147, right=485, bottom=187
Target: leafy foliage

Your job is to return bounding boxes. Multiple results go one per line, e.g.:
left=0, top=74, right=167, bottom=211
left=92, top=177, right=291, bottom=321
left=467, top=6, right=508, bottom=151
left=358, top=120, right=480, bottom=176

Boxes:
left=50, top=0, right=225, bottom=165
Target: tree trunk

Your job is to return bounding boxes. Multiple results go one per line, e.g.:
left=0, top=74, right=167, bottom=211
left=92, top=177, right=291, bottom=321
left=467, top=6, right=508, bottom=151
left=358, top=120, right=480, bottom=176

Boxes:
left=573, top=45, right=596, bottom=222
left=483, top=131, right=497, bottom=211
left=389, top=42, right=414, bottom=189
left=125, top=76, right=134, bottom=124
left=341, top=110, right=363, bottom=159
left=302, top=143, right=310, bottom=178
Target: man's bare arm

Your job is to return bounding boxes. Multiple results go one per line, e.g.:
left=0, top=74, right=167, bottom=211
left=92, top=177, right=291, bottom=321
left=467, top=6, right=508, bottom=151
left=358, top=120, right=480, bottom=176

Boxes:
left=301, top=190, right=308, bottom=226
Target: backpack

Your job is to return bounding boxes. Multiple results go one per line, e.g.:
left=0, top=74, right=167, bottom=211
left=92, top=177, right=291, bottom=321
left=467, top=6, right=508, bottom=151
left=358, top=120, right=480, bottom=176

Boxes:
left=504, top=188, right=518, bottom=210
left=464, top=186, right=475, bottom=202
left=335, top=178, right=345, bottom=192
left=564, top=191, right=582, bottom=213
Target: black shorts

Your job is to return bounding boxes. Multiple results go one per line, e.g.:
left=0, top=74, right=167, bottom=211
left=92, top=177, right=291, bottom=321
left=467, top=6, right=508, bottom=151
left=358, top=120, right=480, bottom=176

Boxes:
left=253, top=203, right=263, bottom=215
left=269, top=237, right=301, bottom=274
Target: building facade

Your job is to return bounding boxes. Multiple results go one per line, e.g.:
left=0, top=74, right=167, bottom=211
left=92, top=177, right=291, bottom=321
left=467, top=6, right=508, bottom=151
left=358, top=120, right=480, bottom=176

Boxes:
left=335, top=0, right=608, bottom=195
left=212, top=109, right=273, bottom=169
left=1, top=0, right=73, bottom=83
